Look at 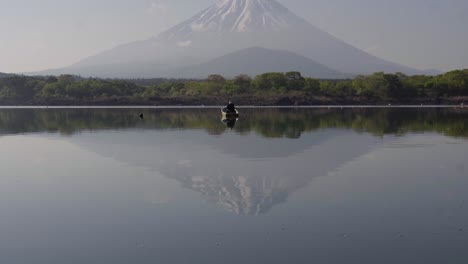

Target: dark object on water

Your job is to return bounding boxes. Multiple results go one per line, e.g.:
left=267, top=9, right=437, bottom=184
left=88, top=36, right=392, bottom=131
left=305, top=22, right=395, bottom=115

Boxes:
left=222, top=117, right=237, bottom=129
left=221, top=108, right=239, bottom=118
left=139, top=113, right=144, bottom=119
left=227, top=101, right=236, bottom=112
left=222, top=101, right=239, bottom=118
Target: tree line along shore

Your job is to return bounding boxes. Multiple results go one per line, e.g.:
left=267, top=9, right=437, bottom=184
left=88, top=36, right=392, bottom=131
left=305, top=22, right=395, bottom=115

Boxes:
left=0, top=70, right=467, bottom=105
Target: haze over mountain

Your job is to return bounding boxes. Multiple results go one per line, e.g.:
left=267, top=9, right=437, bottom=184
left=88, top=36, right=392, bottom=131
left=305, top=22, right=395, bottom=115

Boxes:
left=0, top=72, right=15, bottom=78
left=37, top=0, right=421, bottom=78
left=174, top=47, right=349, bottom=79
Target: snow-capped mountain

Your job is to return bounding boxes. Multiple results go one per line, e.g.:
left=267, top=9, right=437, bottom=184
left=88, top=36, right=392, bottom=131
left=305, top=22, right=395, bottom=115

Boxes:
left=35, top=0, right=421, bottom=78
left=160, top=0, right=308, bottom=39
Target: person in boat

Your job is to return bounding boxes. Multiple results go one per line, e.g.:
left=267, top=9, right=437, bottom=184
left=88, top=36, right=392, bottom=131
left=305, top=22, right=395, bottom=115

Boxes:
left=226, top=101, right=236, bottom=113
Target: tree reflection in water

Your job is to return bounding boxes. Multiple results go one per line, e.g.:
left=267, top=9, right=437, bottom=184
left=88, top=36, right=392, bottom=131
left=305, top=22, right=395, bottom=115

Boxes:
left=0, top=107, right=467, bottom=138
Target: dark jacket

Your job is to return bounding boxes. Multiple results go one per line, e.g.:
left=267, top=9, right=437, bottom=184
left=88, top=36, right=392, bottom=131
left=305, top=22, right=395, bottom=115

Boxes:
left=227, top=103, right=236, bottom=112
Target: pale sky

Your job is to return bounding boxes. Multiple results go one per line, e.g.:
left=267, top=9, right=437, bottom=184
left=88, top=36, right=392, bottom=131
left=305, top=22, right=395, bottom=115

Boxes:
left=1, top=0, right=467, bottom=73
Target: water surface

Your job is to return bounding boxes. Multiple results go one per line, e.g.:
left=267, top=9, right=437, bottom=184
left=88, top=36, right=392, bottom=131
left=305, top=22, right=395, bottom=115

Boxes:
left=0, top=108, right=467, bottom=263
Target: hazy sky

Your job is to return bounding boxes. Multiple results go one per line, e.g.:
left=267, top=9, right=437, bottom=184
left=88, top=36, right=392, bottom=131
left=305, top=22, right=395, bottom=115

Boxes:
left=1, top=0, right=467, bottom=73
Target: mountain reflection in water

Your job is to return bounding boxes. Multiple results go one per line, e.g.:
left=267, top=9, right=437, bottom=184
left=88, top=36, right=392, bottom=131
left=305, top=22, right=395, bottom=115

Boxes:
left=68, top=129, right=377, bottom=215
left=0, top=107, right=467, bottom=215
left=1, top=107, right=468, bottom=264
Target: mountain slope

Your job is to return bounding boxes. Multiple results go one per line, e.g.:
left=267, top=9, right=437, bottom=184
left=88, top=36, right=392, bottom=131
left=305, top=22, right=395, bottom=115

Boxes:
left=0, top=72, right=15, bottom=78
left=172, top=47, right=349, bottom=78
left=34, top=0, right=420, bottom=78
left=160, top=0, right=309, bottom=39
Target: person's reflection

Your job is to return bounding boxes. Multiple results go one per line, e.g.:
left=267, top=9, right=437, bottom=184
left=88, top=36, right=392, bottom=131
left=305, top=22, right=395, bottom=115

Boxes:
left=222, top=118, right=237, bottom=129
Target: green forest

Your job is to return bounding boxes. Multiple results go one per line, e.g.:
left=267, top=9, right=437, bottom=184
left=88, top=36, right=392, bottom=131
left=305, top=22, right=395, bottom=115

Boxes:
left=0, top=70, right=467, bottom=104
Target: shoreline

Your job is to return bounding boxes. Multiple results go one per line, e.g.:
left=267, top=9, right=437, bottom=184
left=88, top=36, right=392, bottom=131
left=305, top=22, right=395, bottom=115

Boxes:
left=0, top=105, right=465, bottom=109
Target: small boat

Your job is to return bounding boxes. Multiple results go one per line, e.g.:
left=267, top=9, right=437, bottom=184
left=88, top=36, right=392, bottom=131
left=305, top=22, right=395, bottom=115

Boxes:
left=221, top=108, right=239, bottom=118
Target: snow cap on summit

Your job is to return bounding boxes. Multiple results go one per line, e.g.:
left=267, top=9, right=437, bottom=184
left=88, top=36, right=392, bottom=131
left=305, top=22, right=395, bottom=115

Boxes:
left=160, top=0, right=307, bottom=39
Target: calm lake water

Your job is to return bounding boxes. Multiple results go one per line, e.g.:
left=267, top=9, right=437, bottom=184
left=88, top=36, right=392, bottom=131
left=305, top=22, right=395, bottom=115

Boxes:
left=0, top=107, right=467, bottom=264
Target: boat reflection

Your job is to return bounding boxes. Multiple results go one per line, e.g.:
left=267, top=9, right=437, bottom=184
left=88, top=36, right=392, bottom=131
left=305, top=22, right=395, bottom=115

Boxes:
left=222, top=117, right=238, bottom=129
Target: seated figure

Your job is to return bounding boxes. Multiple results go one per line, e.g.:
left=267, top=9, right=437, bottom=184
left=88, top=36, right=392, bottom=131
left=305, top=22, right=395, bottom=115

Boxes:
left=226, top=101, right=236, bottom=113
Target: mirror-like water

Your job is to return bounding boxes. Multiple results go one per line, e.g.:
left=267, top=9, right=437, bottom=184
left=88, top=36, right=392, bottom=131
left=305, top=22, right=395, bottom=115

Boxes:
left=0, top=108, right=467, bottom=263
